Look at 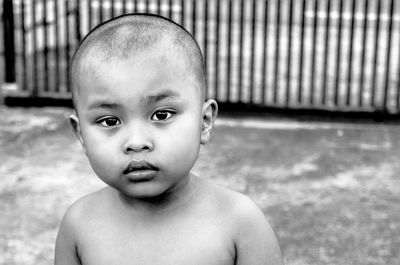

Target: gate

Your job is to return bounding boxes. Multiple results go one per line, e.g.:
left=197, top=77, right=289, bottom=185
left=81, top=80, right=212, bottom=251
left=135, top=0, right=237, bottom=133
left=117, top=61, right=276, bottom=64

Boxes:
left=2, top=0, right=400, bottom=114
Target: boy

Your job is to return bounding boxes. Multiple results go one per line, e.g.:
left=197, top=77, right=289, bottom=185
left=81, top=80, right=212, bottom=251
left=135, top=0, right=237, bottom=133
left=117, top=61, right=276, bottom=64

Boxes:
left=55, top=14, right=283, bottom=265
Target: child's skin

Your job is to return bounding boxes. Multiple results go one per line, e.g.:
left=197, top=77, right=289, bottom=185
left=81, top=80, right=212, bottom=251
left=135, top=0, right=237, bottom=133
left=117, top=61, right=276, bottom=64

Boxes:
left=55, top=14, right=283, bottom=265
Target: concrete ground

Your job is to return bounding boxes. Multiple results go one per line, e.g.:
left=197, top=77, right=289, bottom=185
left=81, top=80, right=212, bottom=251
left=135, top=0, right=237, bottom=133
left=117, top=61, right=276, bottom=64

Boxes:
left=1, top=106, right=399, bottom=265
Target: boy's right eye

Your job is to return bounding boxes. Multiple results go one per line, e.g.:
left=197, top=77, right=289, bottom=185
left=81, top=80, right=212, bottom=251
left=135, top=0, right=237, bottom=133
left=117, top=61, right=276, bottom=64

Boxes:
left=96, top=117, right=121, bottom=127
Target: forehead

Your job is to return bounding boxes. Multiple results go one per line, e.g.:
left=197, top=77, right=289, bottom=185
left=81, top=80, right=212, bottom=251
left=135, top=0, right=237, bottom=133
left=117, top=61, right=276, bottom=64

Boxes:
left=73, top=40, right=204, bottom=102
left=74, top=47, right=201, bottom=110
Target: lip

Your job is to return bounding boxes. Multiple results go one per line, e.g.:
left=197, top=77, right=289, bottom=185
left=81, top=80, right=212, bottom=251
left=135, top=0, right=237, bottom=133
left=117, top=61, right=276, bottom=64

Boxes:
left=123, top=160, right=158, bottom=182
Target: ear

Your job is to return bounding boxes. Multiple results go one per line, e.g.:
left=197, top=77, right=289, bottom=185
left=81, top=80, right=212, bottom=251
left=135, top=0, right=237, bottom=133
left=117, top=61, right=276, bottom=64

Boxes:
left=200, top=99, right=218, bottom=145
left=68, top=113, right=87, bottom=154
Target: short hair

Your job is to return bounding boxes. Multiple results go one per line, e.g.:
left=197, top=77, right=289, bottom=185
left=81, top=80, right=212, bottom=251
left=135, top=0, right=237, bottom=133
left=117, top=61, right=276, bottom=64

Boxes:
left=70, top=14, right=207, bottom=108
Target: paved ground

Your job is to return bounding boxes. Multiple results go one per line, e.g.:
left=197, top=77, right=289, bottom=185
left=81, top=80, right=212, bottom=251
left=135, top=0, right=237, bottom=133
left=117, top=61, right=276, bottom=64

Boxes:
left=1, top=106, right=399, bottom=265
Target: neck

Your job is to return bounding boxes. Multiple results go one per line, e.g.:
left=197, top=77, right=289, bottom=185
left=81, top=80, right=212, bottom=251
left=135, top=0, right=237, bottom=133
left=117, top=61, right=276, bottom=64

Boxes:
left=115, top=173, right=200, bottom=217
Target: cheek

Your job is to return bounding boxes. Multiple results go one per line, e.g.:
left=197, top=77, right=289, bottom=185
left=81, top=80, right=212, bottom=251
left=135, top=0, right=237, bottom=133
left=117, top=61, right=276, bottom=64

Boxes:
left=159, top=117, right=202, bottom=162
left=81, top=128, right=120, bottom=174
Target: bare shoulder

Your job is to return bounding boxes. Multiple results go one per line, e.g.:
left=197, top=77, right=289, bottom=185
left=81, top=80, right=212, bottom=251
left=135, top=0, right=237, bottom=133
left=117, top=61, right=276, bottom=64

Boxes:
left=205, top=181, right=266, bottom=222
left=63, top=187, right=110, bottom=223
left=205, top=182, right=284, bottom=265
left=55, top=187, right=111, bottom=265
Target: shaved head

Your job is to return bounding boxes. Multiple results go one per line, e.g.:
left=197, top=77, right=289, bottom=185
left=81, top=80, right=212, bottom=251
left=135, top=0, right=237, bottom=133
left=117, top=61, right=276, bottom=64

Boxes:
left=71, top=14, right=206, bottom=108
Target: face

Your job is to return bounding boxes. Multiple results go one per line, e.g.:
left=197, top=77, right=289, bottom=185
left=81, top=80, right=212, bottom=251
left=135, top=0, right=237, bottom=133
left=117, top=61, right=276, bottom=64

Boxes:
left=71, top=48, right=217, bottom=200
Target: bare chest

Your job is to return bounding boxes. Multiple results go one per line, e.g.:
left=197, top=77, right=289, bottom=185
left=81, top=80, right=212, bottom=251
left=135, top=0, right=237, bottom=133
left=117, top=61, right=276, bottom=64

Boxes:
left=77, top=217, right=235, bottom=265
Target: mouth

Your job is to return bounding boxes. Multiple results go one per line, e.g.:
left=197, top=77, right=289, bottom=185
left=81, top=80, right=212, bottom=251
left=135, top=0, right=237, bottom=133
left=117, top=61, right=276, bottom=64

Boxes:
left=123, top=160, right=158, bottom=182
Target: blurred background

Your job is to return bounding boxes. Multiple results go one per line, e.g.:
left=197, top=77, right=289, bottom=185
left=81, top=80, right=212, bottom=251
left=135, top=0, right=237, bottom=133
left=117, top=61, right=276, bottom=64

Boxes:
left=1, top=0, right=400, bottom=264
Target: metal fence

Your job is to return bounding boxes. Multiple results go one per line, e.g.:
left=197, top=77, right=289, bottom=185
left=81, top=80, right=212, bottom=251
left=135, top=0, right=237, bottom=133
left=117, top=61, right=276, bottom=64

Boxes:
left=2, top=0, right=400, bottom=113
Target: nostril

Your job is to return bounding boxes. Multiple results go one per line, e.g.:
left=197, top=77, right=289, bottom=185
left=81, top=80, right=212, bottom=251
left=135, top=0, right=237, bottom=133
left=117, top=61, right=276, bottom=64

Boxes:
left=124, top=142, right=153, bottom=153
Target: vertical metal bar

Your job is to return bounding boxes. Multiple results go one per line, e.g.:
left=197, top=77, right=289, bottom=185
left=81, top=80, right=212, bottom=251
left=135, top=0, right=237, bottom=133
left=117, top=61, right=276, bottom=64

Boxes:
left=43, top=0, right=49, bottom=92
left=111, top=0, right=115, bottom=17
left=322, top=0, right=331, bottom=105
left=371, top=0, right=381, bottom=108
left=397, top=42, right=400, bottom=111
left=273, top=0, right=281, bottom=103
left=76, top=0, right=81, bottom=41
left=192, top=0, right=196, bottom=37
left=204, top=0, right=209, bottom=93
left=226, top=0, right=232, bottom=101
left=181, top=0, right=185, bottom=27
left=238, top=0, right=245, bottom=102
left=310, top=0, right=319, bottom=105
left=134, top=0, right=138, bottom=13
left=249, top=0, right=257, bottom=103
left=157, top=0, right=161, bottom=15
left=32, top=0, right=38, bottom=95
left=65, top=0, right=71, bottom=92
left=334, top=0, right=344, bottom=106
left=382, top=0, right=394, bottom=111
left=145, top=0, right=149, bottom=13
left=397, top=10, right=400, bottom=113
left=99, top=0, right=104, bottom=22
left=3, top=0, right=16, bottom=83
left=54, top=0, right=60, bottom=92
left=88, top=0, right=92, bottom=30
left=346, top=0, right=356, bottom=106
left=298, top=0, right=306, bottom=104
left=261, top=0, right=269, bottom=104
left=169, top=0, right=173, bottom=19
left=286, top=0, right=293, bottom=106
left=123, top=0, right=127, bottom=14
left=21, top=0, right=28, bottom=90
left=359, top=0, right=369, bottom=107
left=214, top=0, right=220, bottom=100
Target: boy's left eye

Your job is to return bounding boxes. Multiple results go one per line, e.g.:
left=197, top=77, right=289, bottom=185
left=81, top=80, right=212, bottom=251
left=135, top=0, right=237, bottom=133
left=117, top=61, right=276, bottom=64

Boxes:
left=151, top=111, right=174, bottom=121
left=97, top=117, right=121, bottom=127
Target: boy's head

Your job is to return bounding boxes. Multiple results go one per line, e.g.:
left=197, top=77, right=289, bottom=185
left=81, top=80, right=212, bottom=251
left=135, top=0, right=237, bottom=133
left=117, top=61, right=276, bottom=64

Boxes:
left=69, top=14, right=218, bottom=200
left=71, top=14, right=206, bottom=111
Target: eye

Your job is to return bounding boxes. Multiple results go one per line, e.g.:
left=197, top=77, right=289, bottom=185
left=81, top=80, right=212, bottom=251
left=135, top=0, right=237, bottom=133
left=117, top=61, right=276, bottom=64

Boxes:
left=97, top=117, right=121, bottom=127
left=152, top=110, right=174, bottom=121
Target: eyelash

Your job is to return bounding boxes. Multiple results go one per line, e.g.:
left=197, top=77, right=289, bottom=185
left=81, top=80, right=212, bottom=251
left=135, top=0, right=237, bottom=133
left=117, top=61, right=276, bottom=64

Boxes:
left=96, top=116, right=121, bottom=127
left=95, top=110, right=175, bottom=127
left=151, top=110, right=175, bottom=121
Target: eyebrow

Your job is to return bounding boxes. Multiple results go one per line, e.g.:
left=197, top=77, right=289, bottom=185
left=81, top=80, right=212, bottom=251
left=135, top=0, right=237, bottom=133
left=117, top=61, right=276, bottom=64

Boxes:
left=86, top=89, right=180, bottom=110
left=145, top=89, right=180, bottom=104
left=87, top=101, right=121, bottom=110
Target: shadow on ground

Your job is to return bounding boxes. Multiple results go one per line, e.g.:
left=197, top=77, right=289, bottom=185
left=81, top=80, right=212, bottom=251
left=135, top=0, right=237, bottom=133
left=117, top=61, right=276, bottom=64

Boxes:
left=1, top=107, right=399, bottom=265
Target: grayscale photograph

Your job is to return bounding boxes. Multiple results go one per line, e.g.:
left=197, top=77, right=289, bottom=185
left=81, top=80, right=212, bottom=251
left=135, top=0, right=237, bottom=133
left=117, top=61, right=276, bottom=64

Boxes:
left=1, top=0, right=399, bottom=264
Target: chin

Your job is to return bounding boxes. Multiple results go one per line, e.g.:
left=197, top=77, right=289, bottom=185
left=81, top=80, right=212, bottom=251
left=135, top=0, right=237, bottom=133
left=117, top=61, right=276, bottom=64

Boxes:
left=120, top=183, right=170, bottom=201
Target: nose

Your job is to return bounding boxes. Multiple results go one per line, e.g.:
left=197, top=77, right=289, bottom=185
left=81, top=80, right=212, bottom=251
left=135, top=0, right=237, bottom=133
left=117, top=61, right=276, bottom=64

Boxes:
left=122, top=124, right=154, bottom=153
